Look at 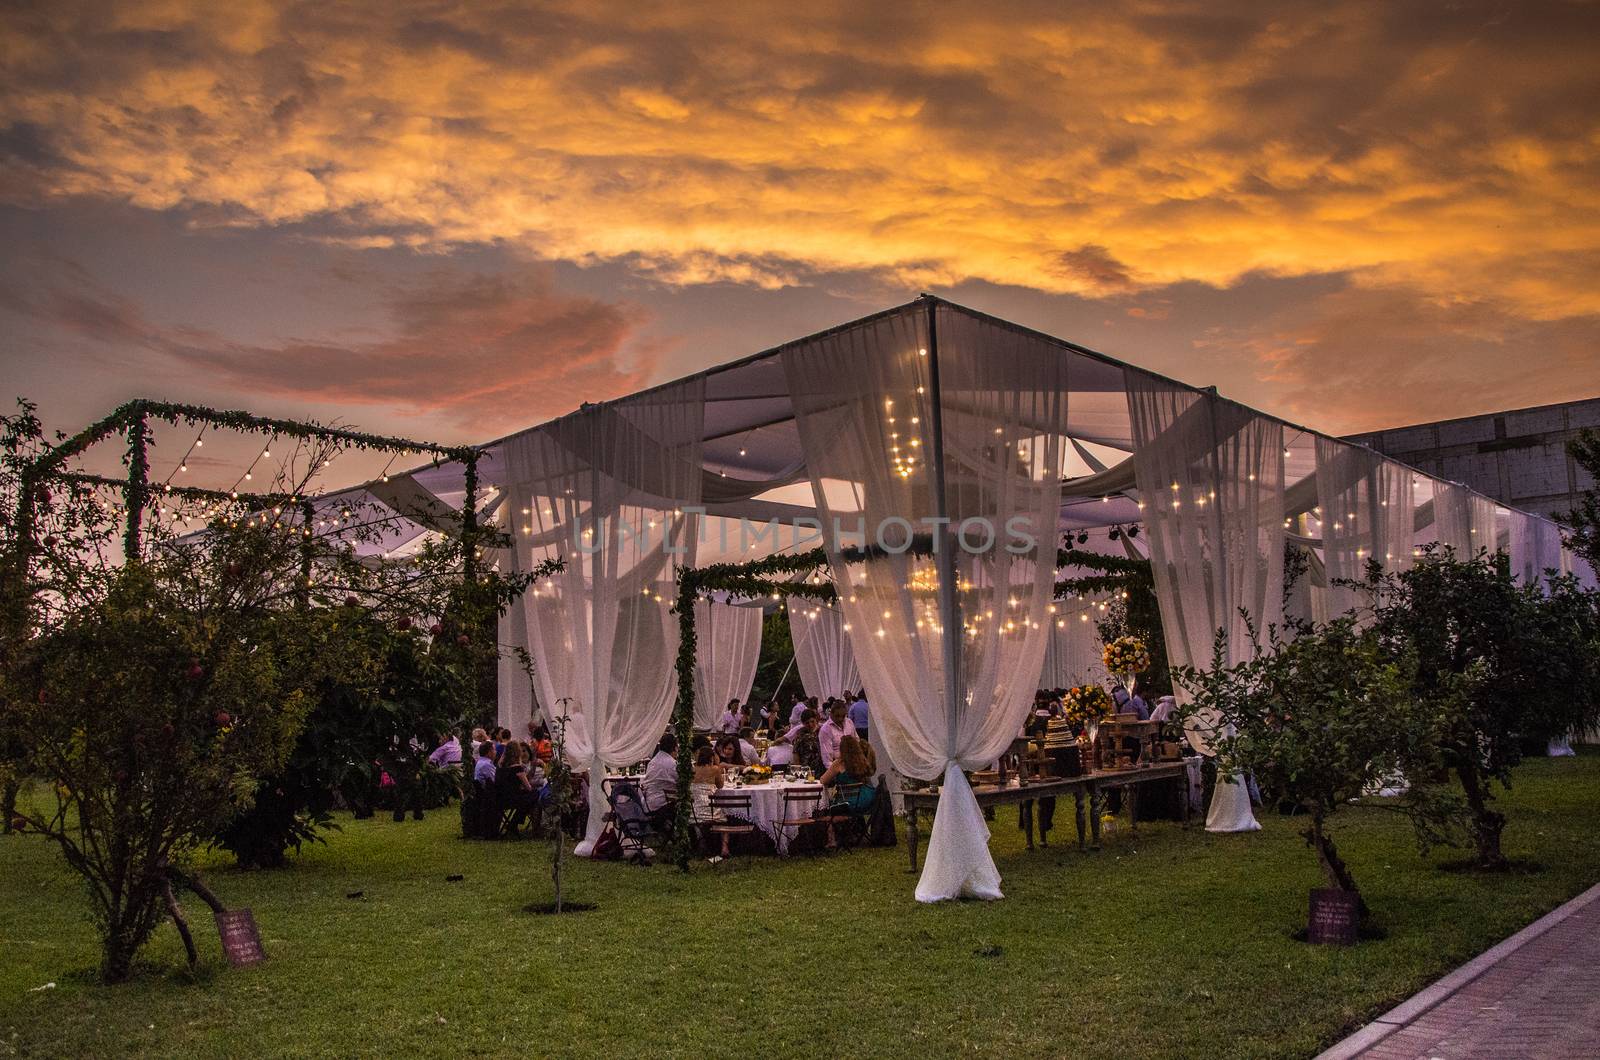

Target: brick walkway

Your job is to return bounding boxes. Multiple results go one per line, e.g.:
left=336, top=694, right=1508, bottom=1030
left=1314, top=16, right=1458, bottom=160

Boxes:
left=1318, top=882, right=1600, bottom=1059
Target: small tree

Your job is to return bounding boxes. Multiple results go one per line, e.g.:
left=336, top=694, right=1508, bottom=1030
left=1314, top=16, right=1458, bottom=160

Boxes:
left=11, top=565, right=307, bottom=980
left=1559, top=428, right=1600, bottom=571
left=1370, top=549, right=1600, bottom=869
left=1175, top=618, right=1454, bottom=924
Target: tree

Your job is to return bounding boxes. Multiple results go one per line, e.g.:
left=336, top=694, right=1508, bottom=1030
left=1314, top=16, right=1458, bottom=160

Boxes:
left=1370, top=548, right=1600, bottom=869
left=10, top=564, right=308, bottom=981
left=1174, top=618, right=1454, bottom=924
left=1056, top=544, right=1171, bottom=696
left=1560, top=427, right=1600, bottom=571
left=749, top=608, right=801, bottom=711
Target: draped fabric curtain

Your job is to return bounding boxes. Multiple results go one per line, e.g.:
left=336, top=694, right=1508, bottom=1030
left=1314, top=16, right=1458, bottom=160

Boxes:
left=692, top=598, right=762, bottom=728
left=1314, top=440, right=1415, bottom=616
left=1125, top=370, right=1285, bottom=833
left=1039, top=596, right=1107, bottom=688
left=1562, top=547, right=1599, bottom=591
left=787, top=603, right=862, bottom=701
left=782, top=303, right=1071, bottom=901
left=498, top=379, right=704, bottom=855
left=1434, top=481, right=1497, bottom=558
left=1509, top=512, right=1564, bottom=591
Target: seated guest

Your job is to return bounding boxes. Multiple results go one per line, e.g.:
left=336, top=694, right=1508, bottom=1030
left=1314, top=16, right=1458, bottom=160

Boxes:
left=473, top=741, right=497, bottom=784
left=427, top=732, right=462, bottom=769
left=715, top=734, right=745, bottom=766
left=820, top=735, right=877, bottom=813
left=772, top=709, right=824, bottom=775
left=818, top=699, right=858, bottom=767
left=689, top=746, right=724, bottom=821
left=718, top=698, right=742, bottom=733
left=1150, top=696, right=1176, bottom=723
left=766, top=729, right=794, bottom=767
left=736, top=726, right=759, bottom=764
left=641, top=733, right=679, bottom=812
left=529, top=724, right=554, bottom=763
left=495, top=742, right=542, bottom=829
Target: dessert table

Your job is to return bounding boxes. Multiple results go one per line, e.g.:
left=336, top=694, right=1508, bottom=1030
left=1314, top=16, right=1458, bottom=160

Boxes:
left=899, top=760, right=1195, bottom=872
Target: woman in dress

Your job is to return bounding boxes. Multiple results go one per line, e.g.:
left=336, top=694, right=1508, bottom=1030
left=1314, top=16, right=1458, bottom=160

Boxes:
left=819, top=735, right=877, bottom=814
left=689, top=745, right=725, bottom=822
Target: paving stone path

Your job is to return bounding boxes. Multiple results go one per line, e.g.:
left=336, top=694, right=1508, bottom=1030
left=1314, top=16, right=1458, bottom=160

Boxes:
left=1318, top=882, right=1600, bottom=1059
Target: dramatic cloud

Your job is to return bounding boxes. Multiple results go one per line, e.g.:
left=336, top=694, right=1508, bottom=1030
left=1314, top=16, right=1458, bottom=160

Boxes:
left=0, top=0, right=1596, bottom=435
left=2, top=0, right=1597, bottom=318
left=6, top=262, right=654, bottom=431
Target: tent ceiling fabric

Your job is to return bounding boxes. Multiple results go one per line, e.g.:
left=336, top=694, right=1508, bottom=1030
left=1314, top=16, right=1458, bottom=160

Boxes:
left=323, top=297, right=1541, bottom=567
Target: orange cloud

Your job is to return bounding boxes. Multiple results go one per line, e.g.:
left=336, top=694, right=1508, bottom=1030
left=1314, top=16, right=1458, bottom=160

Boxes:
left=12, top=265, right=654, bottom=431
left=1, top=0, right=1596, bottom=330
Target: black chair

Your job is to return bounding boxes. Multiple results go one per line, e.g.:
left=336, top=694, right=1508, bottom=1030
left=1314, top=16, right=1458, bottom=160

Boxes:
left=602, top=778, right=666, bottom=865
left=823, top=784, right=868, bottom=850
left=706, top=792, right=757, bottom=858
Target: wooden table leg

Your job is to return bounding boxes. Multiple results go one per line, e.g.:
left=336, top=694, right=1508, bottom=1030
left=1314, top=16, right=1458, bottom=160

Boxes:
left=1074, top=790, right=1087, bottom=851
left=1089, top=787, right=1103, bottom=850
left=907, top=807, right=920, bottom=872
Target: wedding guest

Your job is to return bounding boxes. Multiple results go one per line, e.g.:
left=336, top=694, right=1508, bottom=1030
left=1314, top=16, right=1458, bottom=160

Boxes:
left=641, top=733, right=679, bottom=812
left=426, top=732, right=462, bottom=769
left=495, top=741, right=541, bottom=829
left=772, top=709, right=823, bottom=774
left=818, top=700, right=858, bottom=768
left=820, top=735, right=877, bottom=813
left=529, top=724, right=554, bottom=763
left=718, top=699, right=742, bottom=733
left=689, top=745, right=725, bottom=821
left=1112, top=684, right=1150, bottom=721
left=788, top=693, right=809, bottom=728
left=847, top=689, right=870, bottom=742
left=715, top=734, right=745, bottom=766
left=736, top=726, right=759, bottom=764
left=473, top=741, right=497, bottom=784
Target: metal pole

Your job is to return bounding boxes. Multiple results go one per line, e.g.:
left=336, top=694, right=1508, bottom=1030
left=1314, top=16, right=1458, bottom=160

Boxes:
left=922, top=298, right=964, bottom=762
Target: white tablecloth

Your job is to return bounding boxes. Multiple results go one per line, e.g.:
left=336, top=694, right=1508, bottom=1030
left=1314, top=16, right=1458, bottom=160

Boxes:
left=711, top=780, right=828, bottom=854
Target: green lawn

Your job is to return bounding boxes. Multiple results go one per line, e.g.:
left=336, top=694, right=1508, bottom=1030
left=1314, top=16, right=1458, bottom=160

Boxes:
left=3, top=752, right=1599, bottom=1059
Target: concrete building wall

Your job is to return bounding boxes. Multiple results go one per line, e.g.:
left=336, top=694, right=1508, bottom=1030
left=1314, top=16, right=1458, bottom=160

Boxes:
left=1346, top=396, right=1600, bottom=520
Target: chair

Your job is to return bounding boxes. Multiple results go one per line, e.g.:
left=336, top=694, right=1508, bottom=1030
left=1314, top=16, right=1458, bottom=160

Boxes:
left=602, top=778, right=664, bottom=865
left=706, top=791, right=756, bottom=858
left=823, top=784, right=867, bottom=850
left=780, top=787, right=827, bottom=853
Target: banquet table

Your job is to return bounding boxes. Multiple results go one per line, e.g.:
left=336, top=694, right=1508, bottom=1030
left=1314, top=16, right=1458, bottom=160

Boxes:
left=899, top=760, right=1196, bottom=872
left=714, top=779, right=830, bottom=854
left=605, top=774, right=830, bottom=855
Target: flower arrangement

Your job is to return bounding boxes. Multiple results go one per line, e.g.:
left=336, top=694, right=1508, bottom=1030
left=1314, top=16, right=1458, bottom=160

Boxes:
left=1061, top=684, right=1116, bottom=729
left=1103, top=635, right=1152, bottom=676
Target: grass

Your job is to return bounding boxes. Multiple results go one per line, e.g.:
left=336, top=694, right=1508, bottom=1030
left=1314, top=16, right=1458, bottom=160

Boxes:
left=3, top=751, right=1599, bottom=1059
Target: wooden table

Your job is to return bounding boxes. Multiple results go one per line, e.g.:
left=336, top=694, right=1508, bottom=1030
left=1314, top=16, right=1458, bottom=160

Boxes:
left=900, top=760, right=1193, bottom=873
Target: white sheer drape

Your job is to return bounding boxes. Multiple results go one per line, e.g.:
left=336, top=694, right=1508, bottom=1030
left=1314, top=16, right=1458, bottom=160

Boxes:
left=1434, top=481, right=1497, bottom=558
left=1126, top=371, right=1285, bottom=834
left=693, top=598, right=761, bottom=728
left=787, top=602, right=861, bottom=701
left=498, top=379, right=703, bottom=855
left=1509, top=512, right=1564, bottom=591
left=1039, top=597, right=1106, bottom=688
left=1315, top=440, right=1415, bottom=616
left=782, top=303, right=1071, bottom=901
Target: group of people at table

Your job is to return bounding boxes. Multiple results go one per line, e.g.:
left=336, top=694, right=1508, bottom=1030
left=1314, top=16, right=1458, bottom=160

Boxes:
left=436, top=692, right=879, bottom=847
left=635, top=691, right=879, bottom=842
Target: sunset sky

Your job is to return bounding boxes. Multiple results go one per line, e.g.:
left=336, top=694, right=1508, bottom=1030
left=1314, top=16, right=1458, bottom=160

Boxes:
left=3, top=0, right=1598, bottom=479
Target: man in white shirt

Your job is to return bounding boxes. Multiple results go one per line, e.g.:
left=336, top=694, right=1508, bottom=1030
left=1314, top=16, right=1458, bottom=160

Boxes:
left=787, top=694, right=809, bottom=728
left=640, top=733, right=679, bottom=813
left=718, top=699, right=742, bottom=733
left=818, top=700, right=858, bottom=768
